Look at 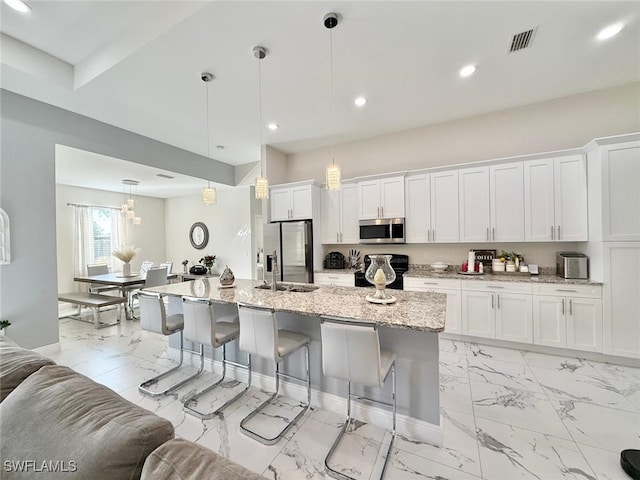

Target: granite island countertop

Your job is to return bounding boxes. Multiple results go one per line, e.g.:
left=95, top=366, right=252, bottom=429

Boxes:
left=147, top=278, right=446, bottom=333
left=404, top=269, right=602, bottom=286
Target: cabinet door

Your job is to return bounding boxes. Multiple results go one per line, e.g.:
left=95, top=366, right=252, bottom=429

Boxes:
left=379, top=176, right=405, bottom=218
left=271, top=188, right=292, bottom=221
left=431, top=170, right=459, bottom=243
left=438, top=288, right=461, bottom=335
left=321, top=189, right=341, bottom=244
left=290, top=185, right=313, bottom=220
left=491, top=163, right=524, bottom=242
left=495, top=293, right=532, bottom=343
left=405, top=174, right=430, bottom=243
left=524, top=158, right=555, bottom=242
left=358, top=180, right=381, bottom=219
left=533, top=295, right=566, bottom=348
left=340, top=183, right=359, bottom=244
left=462, top=291, right=494, bottom=338
left=603, top=243, right=640, bottom=358
left=602, top=143, right=640, bottom=241
left=459, top=167, right=490, bottom=243
left=554, top=155, right=588, bottom=241
left=567, top=297, right=603, bottom=352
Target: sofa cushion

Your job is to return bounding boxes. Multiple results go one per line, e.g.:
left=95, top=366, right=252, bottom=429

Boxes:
left=0, top=336, right=55, bottom=402
left=0, top=365, right=174, bottom=480
left=141, top=438, right=267, bottom=480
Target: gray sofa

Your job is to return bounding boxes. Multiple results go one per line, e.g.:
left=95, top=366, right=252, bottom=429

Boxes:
left=0, top=336, right=266, bottom=480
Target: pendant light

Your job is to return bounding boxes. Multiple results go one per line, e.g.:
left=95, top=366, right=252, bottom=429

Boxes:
left=121, top=179, right=141, bottom=225
left=201, top=72, right=217, bottom=205
left=324, top=12, right=341, bottom=191
left=253, top=46, right=269, bottom=200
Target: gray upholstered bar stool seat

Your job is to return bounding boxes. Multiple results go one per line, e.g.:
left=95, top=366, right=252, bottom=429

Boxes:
left=138, top=291, right=201, bottom=397
left=237, top=303, right=311, bottom=445
left=181, top=297, right=251, bottom=419
left=320, top=316, right=397, bottom=480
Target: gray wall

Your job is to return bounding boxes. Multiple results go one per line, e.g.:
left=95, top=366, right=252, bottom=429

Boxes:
left=0, top=90, right=235, bottom=349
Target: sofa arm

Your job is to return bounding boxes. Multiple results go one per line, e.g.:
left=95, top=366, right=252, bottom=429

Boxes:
left=141, top=438, right=268, bottom=480
left=0, top=336, right=55, bottom=402
left=0, top=365, right=174, bottom=479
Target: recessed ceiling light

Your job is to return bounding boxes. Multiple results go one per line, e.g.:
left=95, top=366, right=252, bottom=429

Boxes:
left=597, top=22, right=624, bottom=41
left=267, top=123, right=279, bottom=130
left=3, top=0, right=31, bottom=13
left=354, top=96, right=367, bottom=107
left=459, top=65, right=476, bottom=78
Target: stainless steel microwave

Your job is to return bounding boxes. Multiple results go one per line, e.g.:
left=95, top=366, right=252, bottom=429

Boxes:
left=359, top=218, right=405, bottom=244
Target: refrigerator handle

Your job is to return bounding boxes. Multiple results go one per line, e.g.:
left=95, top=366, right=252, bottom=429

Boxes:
left=266, top=255, right=273, bottom=273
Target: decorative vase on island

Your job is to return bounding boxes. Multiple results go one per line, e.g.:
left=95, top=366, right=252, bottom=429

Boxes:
left=220, top=265, right=235, bottom=286
left=365, top=255, right=396, bottom=303
left=122, top=263, right=131, bottom=277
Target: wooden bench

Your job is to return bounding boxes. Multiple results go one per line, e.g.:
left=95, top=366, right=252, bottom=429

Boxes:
left=58, top=292, right=126, bottom=329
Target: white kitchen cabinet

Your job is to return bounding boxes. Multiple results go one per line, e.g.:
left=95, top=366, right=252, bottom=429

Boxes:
left=314, top=272, right=355, bottom=287
left=458, top=163, right=524, bottom=243
left=271, top=183, right=315, bottom=221
left=404, top=277, right=461, bottom=334
left=532, top=284, right=603, bottom=352
left=461, top=281, right=532, bottom=343
left=430, top=170, right=459, bottom=243
left=524, top=155, right=588, bottom=242
left=321, top=183, right=358, bottom=244
left=357, top=175, right=405, bottom=220
left=405, top=174, right=430, bottom=243
left=603, top=242, right=640, bottom=358
left=600, top=142, right=640, bottom=241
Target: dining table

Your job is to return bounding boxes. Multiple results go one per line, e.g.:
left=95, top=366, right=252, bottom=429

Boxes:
left=73, top=272, right=178, bottom=319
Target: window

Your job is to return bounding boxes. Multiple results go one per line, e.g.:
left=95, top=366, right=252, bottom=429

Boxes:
left=74, top=206, right=125, bottom=275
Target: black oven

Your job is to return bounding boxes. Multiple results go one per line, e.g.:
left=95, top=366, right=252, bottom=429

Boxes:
left=354, top=254, right=409, bottom=290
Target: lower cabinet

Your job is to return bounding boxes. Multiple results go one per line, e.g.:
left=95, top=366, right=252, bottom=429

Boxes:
left=532, top=284, right=603, bottom=352
left=461, top=281, right=533, bottom=343
left=314, top=272, right=355, bottom=287
left=404, top=277, right=461, bottom=334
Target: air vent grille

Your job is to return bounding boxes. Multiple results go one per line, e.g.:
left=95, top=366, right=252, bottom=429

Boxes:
left=156, top=173, right=174, bottom=179
left=509, top=27, right=536, bottom=53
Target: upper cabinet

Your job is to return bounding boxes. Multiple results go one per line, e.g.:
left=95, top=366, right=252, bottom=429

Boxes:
left=357, top=175, right=405, bottom=220
left=270, top=182, right=318, bottom=222
left=459, top=162, right=524, bottom=243
left=405, top=170, right=459, bottom=243
left=321, top=182, right=358, bottom=244
left=523, top=155, right=588, bottom=242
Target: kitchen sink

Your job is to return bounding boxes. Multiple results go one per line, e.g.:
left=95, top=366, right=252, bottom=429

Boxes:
left=254, top=283, right=318, bottom=293
left=254, top=283, right=287, bottom=291
left=286, top=285, right=319, bottom=293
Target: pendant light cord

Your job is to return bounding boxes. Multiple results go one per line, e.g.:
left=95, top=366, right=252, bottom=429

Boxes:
left=258, top=56, right=264, bottom=176
left=205, top=80, right=211, bottom=189
left=330, top=26, right=335, bottom=166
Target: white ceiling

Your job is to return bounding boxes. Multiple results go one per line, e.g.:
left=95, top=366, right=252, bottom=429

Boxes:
left=2, top=1, right=639, bottom=188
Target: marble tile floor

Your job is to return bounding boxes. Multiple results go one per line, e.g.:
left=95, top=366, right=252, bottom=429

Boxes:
left=45, top=314, right=640, bottom=480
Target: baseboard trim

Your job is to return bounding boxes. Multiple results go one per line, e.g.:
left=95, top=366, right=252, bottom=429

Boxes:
left=168, top=347, right=443, bottom=446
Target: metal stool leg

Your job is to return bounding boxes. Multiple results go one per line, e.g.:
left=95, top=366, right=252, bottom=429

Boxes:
left=184, top=344, right=252, bottom=419
left=240, top=343, right=310, bottom=445
left=138, top=331, right=205, bottom=397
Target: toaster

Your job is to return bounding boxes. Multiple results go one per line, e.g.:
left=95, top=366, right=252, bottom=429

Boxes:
left=324, top=251, right=345, bottom=269
left=556, top=252, right=589, bottom=279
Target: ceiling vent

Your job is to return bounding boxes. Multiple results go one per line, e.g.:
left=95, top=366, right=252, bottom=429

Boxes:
left=508, top=27, right=537, bottom=53
left=156, top=173, right=174, bottom=179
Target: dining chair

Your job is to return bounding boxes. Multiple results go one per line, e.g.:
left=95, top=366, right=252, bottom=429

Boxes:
left=139, top=261, right=154, bottom=275
left=83, top=263, right=120, bottom=317
left=129, top=266, right=168, bottom=318
left=159, top=262, right=173, bottom=274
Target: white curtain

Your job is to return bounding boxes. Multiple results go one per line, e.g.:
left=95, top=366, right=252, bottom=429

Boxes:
left=74, top=206, right=93, bottom=278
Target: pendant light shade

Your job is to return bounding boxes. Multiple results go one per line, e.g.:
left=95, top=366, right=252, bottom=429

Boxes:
left=201, top=72, right=217, bottom=205
left=254, top=46, right=269, bottom=200
left=324, top=12, right=341, bottom=191
left=121, top=179, right=141, bottom=226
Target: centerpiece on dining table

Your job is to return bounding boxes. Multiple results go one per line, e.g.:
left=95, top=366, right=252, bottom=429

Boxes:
left=200, top=255, right=216, bottom=274
left=364, top=254, right=397, bottom=304
left=112, top=245, right=141, bottom=277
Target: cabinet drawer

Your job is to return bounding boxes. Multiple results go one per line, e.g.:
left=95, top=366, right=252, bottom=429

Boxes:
left=461, top=280, right=532, bottom=294
left=532, top=284, right=601, bottom=298
left=314, top=272, right=355, bottom=287
left=404, top=277, right=460, bottom=291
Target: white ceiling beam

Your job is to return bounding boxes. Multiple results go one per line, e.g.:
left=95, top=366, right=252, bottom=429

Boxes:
left=73, top=2, right=208, bottom=90
left=0, top=33, right=73, bottom=89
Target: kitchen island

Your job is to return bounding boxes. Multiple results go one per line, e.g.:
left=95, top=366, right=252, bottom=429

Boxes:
left=147, top=278, right=447, bottom=445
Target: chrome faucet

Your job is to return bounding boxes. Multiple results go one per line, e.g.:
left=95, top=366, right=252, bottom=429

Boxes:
left=271, top=250, right=279, bottom=292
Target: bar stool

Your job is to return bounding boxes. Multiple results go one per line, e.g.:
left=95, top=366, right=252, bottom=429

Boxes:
left=181, top=296, right=251, bottom=419
left=237, top=303, right=311, bottom=445
left=320, top=316, right=397, bottom=480
left=137, top=291, right=201, bottom=397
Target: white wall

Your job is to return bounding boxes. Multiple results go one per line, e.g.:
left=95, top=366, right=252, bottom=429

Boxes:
left=164, top=186, right=254, bottom=279
left=55, top=184, right=166, bottom=294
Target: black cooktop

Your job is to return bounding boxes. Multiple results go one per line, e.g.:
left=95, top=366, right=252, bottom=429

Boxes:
left=355, top=254, right=409, bottom=290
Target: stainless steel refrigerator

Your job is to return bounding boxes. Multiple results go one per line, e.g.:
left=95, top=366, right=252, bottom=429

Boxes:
left=263, top=221, right=314, bottom=284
